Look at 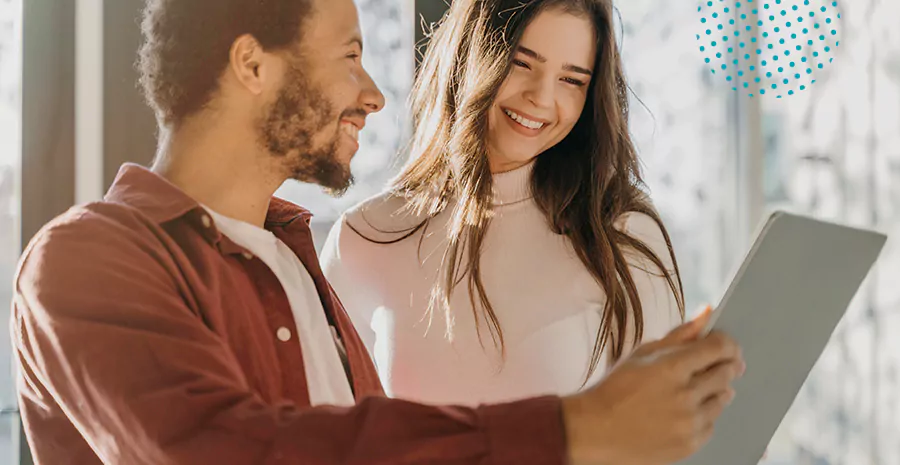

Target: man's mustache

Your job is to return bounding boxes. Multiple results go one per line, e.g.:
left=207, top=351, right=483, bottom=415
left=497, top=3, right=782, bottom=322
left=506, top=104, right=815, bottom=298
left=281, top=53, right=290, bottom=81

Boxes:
left=339, top=108, right=368, bottom=120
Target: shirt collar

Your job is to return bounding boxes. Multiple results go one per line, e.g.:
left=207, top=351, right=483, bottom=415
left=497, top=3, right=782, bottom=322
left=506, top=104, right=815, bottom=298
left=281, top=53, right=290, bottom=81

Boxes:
left=105, top=163, right=313, bottom=228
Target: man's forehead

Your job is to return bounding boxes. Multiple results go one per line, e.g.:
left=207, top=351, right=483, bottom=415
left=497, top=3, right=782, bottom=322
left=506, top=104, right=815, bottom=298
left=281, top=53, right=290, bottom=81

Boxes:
left=303, top=0, right=362, bottom=45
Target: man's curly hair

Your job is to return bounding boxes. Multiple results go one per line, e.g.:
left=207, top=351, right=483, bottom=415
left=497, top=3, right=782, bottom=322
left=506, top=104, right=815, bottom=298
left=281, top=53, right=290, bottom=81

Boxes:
left=138, top=0, right=312, bottom=127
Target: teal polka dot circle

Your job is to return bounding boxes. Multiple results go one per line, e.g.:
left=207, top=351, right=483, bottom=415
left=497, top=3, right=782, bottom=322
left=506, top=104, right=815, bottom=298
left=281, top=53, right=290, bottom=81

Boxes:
left=696, top=0, right=841, bottom=98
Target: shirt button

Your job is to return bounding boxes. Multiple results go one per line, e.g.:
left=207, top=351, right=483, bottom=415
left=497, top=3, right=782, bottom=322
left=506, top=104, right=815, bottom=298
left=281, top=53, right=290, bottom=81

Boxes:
left=242, top=251, right=254, bottom=260
left=201, top=215, right=212, bottom=228
left=276, top=327, right=292, bottom=342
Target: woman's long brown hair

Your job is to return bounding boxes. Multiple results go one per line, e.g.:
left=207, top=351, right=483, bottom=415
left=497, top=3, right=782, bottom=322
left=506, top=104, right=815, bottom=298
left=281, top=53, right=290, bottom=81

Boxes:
left=357, top=0, right=685, bottom=382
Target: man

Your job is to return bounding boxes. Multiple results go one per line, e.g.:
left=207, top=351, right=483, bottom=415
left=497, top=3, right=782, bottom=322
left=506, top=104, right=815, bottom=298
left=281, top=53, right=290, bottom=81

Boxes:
left=11, top=0, right=744, bottom=464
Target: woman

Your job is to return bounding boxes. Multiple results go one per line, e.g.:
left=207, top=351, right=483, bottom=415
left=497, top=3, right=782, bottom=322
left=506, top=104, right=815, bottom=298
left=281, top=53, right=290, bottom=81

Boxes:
left=320, top=0, right=685, bottom=406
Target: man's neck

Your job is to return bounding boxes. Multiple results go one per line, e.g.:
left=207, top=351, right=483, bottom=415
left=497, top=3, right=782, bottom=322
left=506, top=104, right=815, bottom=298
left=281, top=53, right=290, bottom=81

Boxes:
left=151, top=118, right=285, bottom=228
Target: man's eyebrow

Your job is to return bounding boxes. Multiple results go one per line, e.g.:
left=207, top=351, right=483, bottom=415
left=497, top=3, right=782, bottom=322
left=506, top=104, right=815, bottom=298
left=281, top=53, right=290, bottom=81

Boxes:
left=345, top=36, right=364, bottom=52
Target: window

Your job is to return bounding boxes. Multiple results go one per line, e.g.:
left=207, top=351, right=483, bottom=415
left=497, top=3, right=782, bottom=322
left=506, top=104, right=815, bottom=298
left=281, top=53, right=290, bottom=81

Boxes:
left=758, top=1, right=900, bottom=462
left=618, top=1, right=900, bottom=463
left=0, top=0, right=21, bottom=461
left=617, top=1, right=747, bottom=314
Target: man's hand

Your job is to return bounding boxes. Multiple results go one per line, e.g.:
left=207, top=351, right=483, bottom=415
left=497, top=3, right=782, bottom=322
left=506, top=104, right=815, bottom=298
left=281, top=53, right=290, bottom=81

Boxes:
left=562, top=309, right=745, bottom=465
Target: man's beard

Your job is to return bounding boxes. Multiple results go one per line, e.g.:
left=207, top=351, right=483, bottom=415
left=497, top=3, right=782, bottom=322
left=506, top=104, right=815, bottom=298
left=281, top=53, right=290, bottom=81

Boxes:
left=259, top=63, right=354, bottom=196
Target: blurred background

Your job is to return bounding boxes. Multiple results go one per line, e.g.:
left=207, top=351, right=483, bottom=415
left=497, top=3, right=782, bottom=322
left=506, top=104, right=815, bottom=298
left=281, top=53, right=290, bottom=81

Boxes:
left=0, top=0, right=897, bottom=464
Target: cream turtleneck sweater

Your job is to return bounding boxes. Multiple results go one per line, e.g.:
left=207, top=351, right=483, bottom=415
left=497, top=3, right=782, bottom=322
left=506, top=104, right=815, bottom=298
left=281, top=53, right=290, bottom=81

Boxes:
left=320, top=162, right=682, bottom=406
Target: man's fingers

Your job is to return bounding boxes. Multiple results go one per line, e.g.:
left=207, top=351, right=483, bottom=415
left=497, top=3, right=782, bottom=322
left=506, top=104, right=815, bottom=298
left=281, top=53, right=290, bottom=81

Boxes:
left=640, top=306, right=712, bottom=354
left=690, top=360, right=742, bottom=402
left=697, top=387, right=735, bottom=430
left=667, top=306, right=712, bottom=342
left=671, top=331, right=742, bottom=375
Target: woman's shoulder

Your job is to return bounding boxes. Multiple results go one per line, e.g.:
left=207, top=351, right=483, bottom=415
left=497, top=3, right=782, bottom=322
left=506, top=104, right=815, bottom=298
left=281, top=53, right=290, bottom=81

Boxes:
left=614, top=206, right=675, bottom=268
left=337, top=189, right=431, bottom=243
left=615, top=210, right=665, bottom=240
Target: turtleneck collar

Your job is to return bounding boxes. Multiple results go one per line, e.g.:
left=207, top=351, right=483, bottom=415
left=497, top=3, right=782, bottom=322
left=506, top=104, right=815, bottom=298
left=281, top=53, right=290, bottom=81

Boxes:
left=491, top=160, right=534, bottom=207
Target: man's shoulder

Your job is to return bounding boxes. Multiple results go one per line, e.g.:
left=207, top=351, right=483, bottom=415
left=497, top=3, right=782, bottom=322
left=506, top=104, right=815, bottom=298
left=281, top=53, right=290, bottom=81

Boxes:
left=18, top=200, right=168, bottom=283
left=29, top=200, right=156, bottom=243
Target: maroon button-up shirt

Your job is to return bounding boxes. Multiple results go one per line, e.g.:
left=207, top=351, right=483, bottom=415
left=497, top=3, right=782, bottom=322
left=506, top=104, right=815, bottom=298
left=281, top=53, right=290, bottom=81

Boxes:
left=11, top=164, right=566, bottom=465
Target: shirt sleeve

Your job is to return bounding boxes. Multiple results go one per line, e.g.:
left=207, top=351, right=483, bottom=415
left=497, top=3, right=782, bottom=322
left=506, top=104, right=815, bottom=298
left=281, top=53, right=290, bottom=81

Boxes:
left=617, top=212, right=685, bottom=352
left=12, top=210, right=566, bottom=465
left=320, top=215, right=378, bottom=358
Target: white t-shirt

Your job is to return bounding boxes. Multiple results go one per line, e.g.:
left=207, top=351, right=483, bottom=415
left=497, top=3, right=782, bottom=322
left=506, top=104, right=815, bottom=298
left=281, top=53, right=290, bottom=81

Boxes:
left=204, top=207, right=354, bottom=407
left=320, top=161, right=683, bottom=406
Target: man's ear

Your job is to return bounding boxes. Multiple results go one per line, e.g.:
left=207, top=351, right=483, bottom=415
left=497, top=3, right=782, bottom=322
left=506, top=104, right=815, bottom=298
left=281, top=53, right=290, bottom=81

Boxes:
left=228, top=34, right=270, bottom=95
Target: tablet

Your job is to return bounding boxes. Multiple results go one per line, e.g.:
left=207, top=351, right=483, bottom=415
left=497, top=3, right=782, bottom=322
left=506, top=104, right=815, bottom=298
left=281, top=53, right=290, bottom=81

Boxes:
left=680, top=210, right=887, bottom=465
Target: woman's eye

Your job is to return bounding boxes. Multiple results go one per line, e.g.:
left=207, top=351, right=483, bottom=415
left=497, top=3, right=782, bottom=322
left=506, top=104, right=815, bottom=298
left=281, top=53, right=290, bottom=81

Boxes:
left=562, top=77, right=586, bottom=87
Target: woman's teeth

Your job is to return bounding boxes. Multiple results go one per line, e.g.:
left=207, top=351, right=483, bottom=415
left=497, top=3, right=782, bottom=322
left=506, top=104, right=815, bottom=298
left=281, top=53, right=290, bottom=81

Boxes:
left=341, top=123, right=359, bottom=141
left=504, top=109, right=545, bottom=130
